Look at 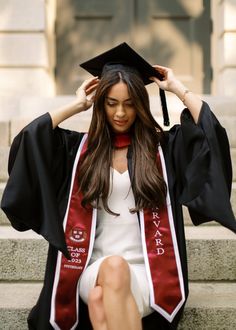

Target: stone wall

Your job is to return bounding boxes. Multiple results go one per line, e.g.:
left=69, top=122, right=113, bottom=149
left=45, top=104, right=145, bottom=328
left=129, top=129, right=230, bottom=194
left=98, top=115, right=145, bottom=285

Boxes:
left=1, top=0, right=236, bottom=120
left=0, top=0, right=56, bottom=120
left=212, top=0, right=236, bottom=96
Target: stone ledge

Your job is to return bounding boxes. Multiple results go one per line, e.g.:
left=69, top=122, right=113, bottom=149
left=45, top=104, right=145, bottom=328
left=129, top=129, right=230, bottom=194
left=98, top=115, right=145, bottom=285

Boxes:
left=201, top=95, right=236, bottom=116
left=218, top=69, right=236, bottom=96
left=0, top=0, right=45, bottom=31
left=0, top=282, right=235, bottom=330
left=1, top=183, right=236, bottom=226
left=1, top=186, right=235, bottom=226
left=0, top=146, right=235, bottom=187
left=0, top=69, right=54, bottom=103
left=0, top=34, right=48, bottom=67
left=185, top=227, right=236, bottom=281
left=0, top=183, right=8, bottom=225
left=0, top=283, right=42, bottom=309
left=186, top=282, right=236, bottom=308
left=8, top=113, right=236, bottom=152
left=178, top=283, right=236, bottom=330
left=0, top=147, right=9, bottom=182
left=1, top=94, right=235, bottom=141
left=0, top=226, right=235, bottom=281
left=0, top=121, right=9, bottom=146
left=16, top=94, right=236, bottom=117
left=184, top=225, right=236, bottom=240
left=1, top=94, right=236, bottom=125
left=17, top=94, right=236, bottom=115
left=0, top=96, right=21, bottom=121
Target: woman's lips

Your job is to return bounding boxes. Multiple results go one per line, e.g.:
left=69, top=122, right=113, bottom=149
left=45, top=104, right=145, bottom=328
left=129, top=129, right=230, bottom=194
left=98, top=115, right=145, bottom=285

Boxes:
left=113, top=120, right=128, bottom=126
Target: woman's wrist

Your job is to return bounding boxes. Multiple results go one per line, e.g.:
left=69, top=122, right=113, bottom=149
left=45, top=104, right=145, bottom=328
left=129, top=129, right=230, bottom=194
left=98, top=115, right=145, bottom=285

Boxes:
left=169, top=80, right=202, bottom=123
left=49, top=99, right=87, bottom=129
left=70, top=98, right=88, bottom=114
left=168, top=80, right=194, bottom=106
left=168, top=80, right=187, bottom=98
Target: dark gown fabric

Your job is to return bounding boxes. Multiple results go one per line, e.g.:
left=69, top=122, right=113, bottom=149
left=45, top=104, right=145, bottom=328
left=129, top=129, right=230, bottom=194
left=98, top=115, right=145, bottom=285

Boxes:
left=1, top=101, right=236, bottom=330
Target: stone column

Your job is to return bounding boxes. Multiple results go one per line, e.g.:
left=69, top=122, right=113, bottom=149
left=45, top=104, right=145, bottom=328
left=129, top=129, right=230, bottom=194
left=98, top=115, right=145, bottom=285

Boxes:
left=211, top=0, right=236, bottom=96
left=0, top=0, right=56, bottom=120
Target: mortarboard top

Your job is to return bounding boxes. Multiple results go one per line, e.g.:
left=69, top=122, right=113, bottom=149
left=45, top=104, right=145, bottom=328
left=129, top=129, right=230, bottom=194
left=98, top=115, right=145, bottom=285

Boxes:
left=80, top=42, right=169, bottom=126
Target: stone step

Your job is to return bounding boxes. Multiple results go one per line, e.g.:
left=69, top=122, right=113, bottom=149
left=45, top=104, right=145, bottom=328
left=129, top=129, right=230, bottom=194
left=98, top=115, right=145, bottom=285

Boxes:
left=0, top=121, right=10, bottom=147
left=0, top=283, right=42, bottom=330
left=0, top=183, right=227, bottom=224
left=15, top=94, right=236, bottom=119
left=1, top=181, right=236, bottom=227
left=185, top=226, right=236, bottom=281
left=0, top=226, right=235, bottom=282
left=201, top=95, right=236, bottom=116
left=66, top=115, right=236, bottom=149
left=178, top=282, right=236, bottom=330
left=0, top=146, right=236, bottom=185
left=0, top=282, right=235, bottom=330
left=0, top=183, right=7, bottom=225
left=0, top=147, right=9, bottom=182
left=0, top=227, right=47, bottom=281
left=6, top=112, right=236, bottom=148
left=1, top=94, right=236, bottom=144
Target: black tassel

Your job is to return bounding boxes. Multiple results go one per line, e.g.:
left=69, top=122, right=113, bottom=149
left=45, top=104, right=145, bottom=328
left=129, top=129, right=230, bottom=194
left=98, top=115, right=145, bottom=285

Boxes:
left=159, top=89, right=170, bottom=126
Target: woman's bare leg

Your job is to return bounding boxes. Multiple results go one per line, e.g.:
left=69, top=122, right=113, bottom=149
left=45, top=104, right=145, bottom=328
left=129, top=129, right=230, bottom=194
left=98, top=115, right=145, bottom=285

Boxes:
left=88, top=286, right=108, bottom=330
left=88, top=255, right=142, bottom=330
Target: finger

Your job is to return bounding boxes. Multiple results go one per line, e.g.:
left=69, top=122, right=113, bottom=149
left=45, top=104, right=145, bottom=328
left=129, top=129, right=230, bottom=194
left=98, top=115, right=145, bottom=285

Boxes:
left=76, top=79, right=99, bottom=96
left=150, top=76, right=161, bottom=84
left=153, top=64, right=170, bottom=71
left=153, top=65, right=171, bottom=77
left=79, top=77, right=99, bottom=90
left=85, top=82, right=99, bottom=94
left=85, top=85, right=99, bottom=100
left=86, top=90, right=96, bottom=102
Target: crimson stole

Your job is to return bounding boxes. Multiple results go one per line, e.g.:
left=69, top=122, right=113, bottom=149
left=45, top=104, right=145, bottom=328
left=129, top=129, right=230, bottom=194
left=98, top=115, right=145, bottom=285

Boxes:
left=50, top=133, right=185, bottom=330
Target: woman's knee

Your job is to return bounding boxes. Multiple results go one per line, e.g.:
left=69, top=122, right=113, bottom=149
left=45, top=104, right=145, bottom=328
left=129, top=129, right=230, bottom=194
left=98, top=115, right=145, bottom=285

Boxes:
left=97, top=256, right=131, bottom=291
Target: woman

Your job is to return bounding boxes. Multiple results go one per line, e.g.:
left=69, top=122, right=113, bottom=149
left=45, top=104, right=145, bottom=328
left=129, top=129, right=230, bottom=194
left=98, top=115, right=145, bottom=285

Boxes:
left=71, top=63, right=202, bottom=330
left=1, top=60, right=235, bottom=330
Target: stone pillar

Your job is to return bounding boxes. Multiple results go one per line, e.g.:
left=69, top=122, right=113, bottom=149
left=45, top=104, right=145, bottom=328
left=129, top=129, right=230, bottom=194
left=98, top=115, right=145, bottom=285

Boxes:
left=211, top=0, right=236, bottom=96
left=0, top=0, right=56, bottom=120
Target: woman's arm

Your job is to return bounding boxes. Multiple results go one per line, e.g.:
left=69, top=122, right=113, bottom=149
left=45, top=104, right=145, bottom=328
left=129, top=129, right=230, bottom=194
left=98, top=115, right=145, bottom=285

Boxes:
left=150, top=65, right=202, bottom=124
left=49, top=77, right=99, bottom=129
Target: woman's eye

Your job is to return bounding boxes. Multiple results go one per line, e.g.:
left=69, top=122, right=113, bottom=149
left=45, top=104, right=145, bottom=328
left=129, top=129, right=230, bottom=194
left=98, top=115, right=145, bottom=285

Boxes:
left=107, top=102, right=116, bottom=107
left=125, top=103, right=134, bottom=107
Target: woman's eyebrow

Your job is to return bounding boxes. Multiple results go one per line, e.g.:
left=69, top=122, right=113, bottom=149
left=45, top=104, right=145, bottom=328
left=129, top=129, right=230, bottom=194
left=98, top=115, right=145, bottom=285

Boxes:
left=105, top=97, right=117, bottom=101
left=106, top=97, right=132, bottom=102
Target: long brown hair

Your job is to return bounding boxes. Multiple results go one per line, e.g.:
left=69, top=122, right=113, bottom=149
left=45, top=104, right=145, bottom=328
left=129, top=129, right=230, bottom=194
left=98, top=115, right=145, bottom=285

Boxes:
left=78, top=65, right=167, bottom=215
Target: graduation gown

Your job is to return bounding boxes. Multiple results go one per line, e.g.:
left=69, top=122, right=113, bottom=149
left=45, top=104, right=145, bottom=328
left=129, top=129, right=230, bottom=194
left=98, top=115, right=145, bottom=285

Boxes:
left=1, top=101, right=236, bottom=330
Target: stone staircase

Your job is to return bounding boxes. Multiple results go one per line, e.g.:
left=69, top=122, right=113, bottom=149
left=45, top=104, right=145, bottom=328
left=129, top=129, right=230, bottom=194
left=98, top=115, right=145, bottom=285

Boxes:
left=0, top=96, right=236, bottom=329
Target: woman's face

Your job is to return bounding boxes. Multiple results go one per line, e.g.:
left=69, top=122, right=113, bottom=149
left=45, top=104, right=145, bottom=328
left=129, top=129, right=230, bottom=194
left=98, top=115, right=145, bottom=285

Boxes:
left=104, top=81, right=136, bottom=133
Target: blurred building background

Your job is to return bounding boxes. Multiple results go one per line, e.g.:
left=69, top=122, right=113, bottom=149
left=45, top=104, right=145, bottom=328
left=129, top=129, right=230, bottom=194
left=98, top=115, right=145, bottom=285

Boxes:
left=0, top=0, right=236, bottom=122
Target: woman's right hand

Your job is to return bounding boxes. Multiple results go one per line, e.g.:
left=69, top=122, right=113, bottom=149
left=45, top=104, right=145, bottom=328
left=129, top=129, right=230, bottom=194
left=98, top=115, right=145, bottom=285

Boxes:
left=49, top=77, right=100, bottom=128
left=75, top=77, right=100, bottom=112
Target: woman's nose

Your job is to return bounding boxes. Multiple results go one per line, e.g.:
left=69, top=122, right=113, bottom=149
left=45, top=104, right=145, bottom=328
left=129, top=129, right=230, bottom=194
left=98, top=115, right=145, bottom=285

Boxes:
left=115, top=104, right=126, bottom=117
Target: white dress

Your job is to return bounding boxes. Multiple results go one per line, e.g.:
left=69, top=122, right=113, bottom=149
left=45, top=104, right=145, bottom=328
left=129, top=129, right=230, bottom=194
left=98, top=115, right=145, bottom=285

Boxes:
left=79, top=168, right=154, bottom=317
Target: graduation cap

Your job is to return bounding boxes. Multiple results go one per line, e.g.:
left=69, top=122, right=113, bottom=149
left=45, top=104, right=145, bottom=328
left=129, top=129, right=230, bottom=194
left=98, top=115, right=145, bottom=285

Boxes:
left=80, top=42, right=169, bottom=126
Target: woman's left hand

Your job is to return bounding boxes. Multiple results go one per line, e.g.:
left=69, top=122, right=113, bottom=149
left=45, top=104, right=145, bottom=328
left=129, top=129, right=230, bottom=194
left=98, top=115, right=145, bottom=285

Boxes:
left=151, top=65, right=202, bottom=124
left=150, top=65, right=185, bottom=95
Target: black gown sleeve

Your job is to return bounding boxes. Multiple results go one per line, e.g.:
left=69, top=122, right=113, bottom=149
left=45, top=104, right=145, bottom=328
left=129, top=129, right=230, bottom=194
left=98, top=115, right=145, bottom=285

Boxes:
left=1, top=113, right=84, bottom=257
left=169, top=101, right=236, bottom=233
